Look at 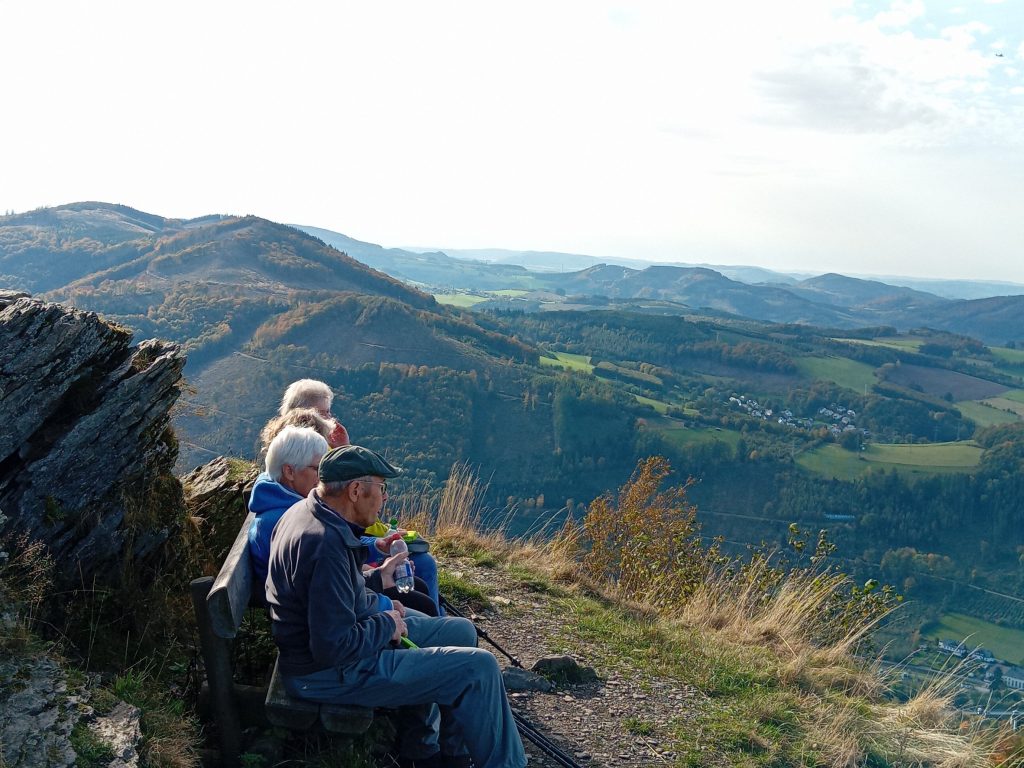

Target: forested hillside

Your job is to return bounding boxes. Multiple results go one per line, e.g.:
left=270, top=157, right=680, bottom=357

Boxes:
left=3, top=202, right=1024, bottom=649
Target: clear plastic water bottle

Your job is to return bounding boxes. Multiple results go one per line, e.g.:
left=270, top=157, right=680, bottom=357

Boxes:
left=389, top=536, right=415, bottom=594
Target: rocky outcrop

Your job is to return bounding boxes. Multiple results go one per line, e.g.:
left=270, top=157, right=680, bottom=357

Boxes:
left=0, top=656, right=81, bottom=768
left=181, top=456, right=259, bottom=575
left=0, top=653, right=143, bottom=768
left=0, top=292, right=184, bottom=582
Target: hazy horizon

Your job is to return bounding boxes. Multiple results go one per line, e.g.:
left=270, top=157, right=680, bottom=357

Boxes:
left=2, top=1, right=1022, bottom=282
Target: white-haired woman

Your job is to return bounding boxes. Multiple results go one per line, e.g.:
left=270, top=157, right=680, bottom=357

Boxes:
left=279, top=379, right=349, bottom=448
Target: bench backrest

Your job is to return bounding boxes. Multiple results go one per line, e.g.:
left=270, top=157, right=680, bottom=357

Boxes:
left=208, top=511, right=256, bottom=638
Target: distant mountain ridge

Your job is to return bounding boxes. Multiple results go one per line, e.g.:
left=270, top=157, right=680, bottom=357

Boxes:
left=289, top=224, right=1024, bottom=345
left=399, top=244, right=1024, bottom=299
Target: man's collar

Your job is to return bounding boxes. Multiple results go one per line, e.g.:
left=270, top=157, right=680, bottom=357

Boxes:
left=312, top=490, right=366, bottom=537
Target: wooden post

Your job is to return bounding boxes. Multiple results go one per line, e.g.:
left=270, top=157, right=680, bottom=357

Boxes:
left=190, top=576, right=243, bottom=767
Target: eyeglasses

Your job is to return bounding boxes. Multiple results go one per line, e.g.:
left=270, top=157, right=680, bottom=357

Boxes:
left=359, top=480, right=388, bottom=494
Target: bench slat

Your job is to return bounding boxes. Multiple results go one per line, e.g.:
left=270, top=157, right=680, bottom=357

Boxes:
left=208, top=511, right=255, bottom=638
left=266, top=658, right=373, bottom=734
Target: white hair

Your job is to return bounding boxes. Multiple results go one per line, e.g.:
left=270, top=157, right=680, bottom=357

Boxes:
left=279, top=379, right=333, bottom=417
left=265, top=426, right=329, bottom=482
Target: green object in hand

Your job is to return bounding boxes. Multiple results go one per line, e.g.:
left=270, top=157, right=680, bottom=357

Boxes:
left=401, top=636, right=419, bottom=649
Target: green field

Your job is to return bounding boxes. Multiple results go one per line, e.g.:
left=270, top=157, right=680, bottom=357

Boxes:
left=956, top=399, right=1021, bottom=427
left=1002, top=389, right=1024, bottom=404
left=490, top=289, right=530, bottom=297
left=992, top=347, right=1024, bottom=365
left=797, top=441, right=983, bottom=481
left=650, top=422, right=742, bottom=451
left=634, top=394, right=670, bottom=413
left=538, top=351, right=594, bottom=373
left=796, top=355, right=878, bottom=393
left=980, top=396, right=1024, bottom=418
left=796, top=444, right=869, bottom=481
left=867, top=441, right=982, bottom=467
left=920, top=613, right=1024, bottom=665
left=832, top=336, right=923, bottom=352
left=433, top=292, right=488, bottom=307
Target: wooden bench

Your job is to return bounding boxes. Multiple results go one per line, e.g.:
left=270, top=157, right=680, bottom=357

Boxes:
left=190, top=511, right=373, bottom=767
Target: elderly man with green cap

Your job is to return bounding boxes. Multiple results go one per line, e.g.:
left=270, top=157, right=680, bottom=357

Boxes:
left=266, top=445, right=526, bottom=768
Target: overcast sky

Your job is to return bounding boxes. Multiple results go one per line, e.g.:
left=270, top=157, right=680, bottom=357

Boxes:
left=1, top=0, right=1021, bottom=282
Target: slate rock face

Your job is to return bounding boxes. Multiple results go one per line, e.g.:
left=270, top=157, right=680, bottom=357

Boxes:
left=0, top=294, right=185, bottom=582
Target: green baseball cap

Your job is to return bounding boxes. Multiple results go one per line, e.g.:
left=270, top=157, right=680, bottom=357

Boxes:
left=318, top=444, right=403, bottom=483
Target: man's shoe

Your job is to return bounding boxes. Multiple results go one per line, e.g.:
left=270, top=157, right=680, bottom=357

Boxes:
left=442, top=756, right=474, bottom=768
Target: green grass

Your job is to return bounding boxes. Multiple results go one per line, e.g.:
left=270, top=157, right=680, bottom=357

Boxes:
left=797, top=441, right=982, bottom=481
left=490, top=289, right=529, bottom=297
left=650, top=423, right=743, bottom=451
left=956, top=399, right=1021, bottom=427
left=991, top=347, right=1024, bottom=365
left=832, top=336, right=923, bottom=352
left=634, top=394, right=670, bottom=413
left=980, top=397, right=1024, bottom=417
left=866, top=441, right=982, bottom=467
left=795, top=444, right=867, bottom=481
left=437, top=570, right=492, bottom=609
left=538, top=351, right=594, bottom=373
left=432, top=292, right=488, bottom=308
left=1000, top=388, right=1024, bottom=404
left=920, top=613, right=1024, bottom=665
left=796, top=355, right=877, bottom=394
left=70, top=722, right=116, bottom=768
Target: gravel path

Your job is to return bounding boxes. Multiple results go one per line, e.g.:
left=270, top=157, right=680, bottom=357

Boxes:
left=442, top=559, right=705, bottom=768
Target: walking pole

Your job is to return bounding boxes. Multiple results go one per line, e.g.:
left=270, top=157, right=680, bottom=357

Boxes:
left=440, top=595, right=524, bottom=668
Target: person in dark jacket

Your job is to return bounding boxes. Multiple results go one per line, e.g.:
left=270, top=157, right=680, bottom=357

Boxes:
left=267, top=445, right=525, bottom=768
left=249, top=426, right=437, bottom=615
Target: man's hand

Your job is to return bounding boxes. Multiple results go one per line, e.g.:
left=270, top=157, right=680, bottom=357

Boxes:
left=391, top=600, right=405, bottom=617
left=378, top=551, right=409, bottom=589
left=375, top=532, right=408, bottom=555
left=385, top=609, right=407, bottom=643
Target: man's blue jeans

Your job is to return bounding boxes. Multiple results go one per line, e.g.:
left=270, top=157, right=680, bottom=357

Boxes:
left=283, top=615, right=526, bottom=768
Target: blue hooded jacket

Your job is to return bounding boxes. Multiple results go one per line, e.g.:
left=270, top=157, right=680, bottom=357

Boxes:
left=248, top=472, right=303, bottom=586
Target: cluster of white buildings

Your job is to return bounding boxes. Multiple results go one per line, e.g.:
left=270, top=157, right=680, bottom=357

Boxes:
left=938, top=639, right=1024, bottom=690
left=817, top=403, right=866, bottom=437
left=725, top=395, right=866, bottom=436
left=727, top=394, right=774, bottom=421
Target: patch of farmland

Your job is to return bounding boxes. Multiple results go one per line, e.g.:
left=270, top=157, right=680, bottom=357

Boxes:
left=881, top=363, right=1007, bottom=400
left=795, top=355, right=877, bottom=393
left=797, top=441, right=982, bottom=481
left=832, top=336, right=923, bottom=352
left=795, top=444, right=866, bottom=481
left=866, top=441, right=982, bottom=467
left=920, top=613, right=1024, bottom=665
left=433, top=292, right=488, bottom=307
left=538, top=351, right=594, bottom=373
left=1002, top=389, right=1024, bottom=404
left=980, top=397, right=1024, bottom=418
left=634, top=394, right=670, bottom=413
left=648, top=421, right=742, bottom=451
left=955, top=400, right=1021, bottom=428
left=992, top=346, right=1024, bottom=365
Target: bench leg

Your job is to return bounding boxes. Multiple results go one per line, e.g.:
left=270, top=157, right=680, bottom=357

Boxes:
left=191, top=576, right=243, bottom=767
